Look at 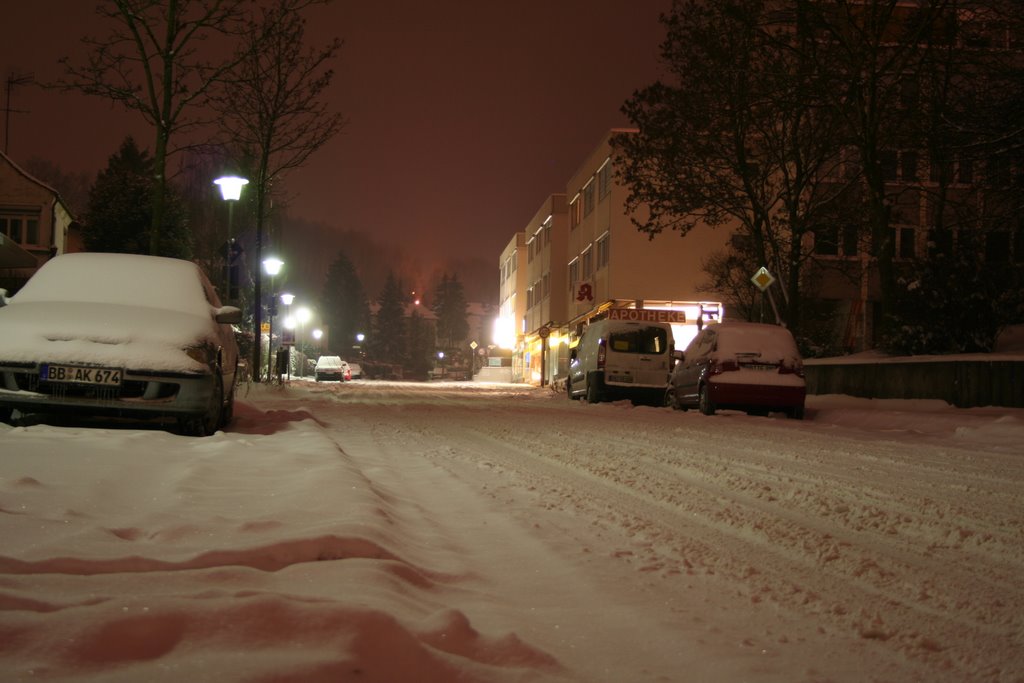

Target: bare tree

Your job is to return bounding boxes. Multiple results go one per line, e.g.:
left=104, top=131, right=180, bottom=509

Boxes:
left=59, top=0, right=249, bottom=256
left=615, top=0, right=845, bottom=335
left=210, top=0, right=344, bottom=380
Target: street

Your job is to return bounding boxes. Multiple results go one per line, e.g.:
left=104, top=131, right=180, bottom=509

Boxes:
left=1, top=381, right=1021, bottom=682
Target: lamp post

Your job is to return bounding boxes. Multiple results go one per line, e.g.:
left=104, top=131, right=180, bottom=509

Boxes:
left=295, top=306, right=312, bottom=377
left=280, top=293, right=295, bottom=380
left=262, top=257, right=283, bottom=381
left=213, top=176, right=248, bottom=302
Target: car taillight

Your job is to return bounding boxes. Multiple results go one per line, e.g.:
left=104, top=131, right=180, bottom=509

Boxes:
left=597, top=339, right=606, bottom=370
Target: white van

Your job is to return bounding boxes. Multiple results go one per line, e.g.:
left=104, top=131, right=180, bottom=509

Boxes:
left=567, top=310, right=679, bottom=405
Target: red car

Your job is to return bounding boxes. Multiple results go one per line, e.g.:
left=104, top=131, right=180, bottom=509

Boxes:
left=665, top=322, right=806, bottom=419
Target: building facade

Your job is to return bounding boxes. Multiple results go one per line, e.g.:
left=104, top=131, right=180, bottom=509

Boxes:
left=499, top=130, right=735, bottom=386
left=0, top=151, right=79, bottom=293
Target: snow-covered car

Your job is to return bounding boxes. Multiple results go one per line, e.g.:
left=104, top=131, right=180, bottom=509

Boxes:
left=0, top=253, right=242, bottom=436
left=347, top=361, right=363, bottom=380
left=314, top=355, right=350, bottom=381
left=666, top=322, right=806, bottom=419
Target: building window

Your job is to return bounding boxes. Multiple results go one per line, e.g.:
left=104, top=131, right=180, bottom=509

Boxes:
left=597, top=232, right=610, bottom=268
left=570, top=194, right=582, bottom=229
left=814, top=225, right=839, bottom=256
left=583, top=179, right=595, bottom=217
left=528, top=238, right=535, bottom=263
left=542, top=272, right=550, bottom=299
left=986, top=231, right=1011, bottom=263
left=598, top=160, right=611, bottom=200
left=0, top=211, right=42, bottom=247
left=842, top=225, right=859, bottom=256
left=899, top=227, right=916, bottom=259
left=927, top=228, right=953, bottom=257
left=544, top=221, right=552, bottom=245
left=568, top=259, right=579, bottom=292
left=582, top=247, right=593, bottom=278
left=901, top=151, right=919, bottom=182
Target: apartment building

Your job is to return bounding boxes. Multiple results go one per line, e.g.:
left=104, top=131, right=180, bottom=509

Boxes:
left=496, top=231, right=527, bottom=381
left=521, top=194, right=568, bottom=386
left=502, top=129, right=734, bottom=386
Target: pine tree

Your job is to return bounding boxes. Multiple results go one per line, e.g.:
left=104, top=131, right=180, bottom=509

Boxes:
left=405, top=309, right=435, bottom=379
left=83, top=137, right=190, bottom=258
left=431, top=273, right=469, bottom=352
left=372, top=272, right=407, bottom=366
left=322, top=251, right=370, bottom=357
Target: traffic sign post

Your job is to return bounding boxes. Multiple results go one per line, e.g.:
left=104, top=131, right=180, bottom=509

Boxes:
left=750, top=266, right=782, bottom=325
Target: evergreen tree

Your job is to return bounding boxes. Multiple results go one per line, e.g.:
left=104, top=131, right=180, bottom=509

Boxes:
left=405, top=309, right=435, bottom=379
left=431, top=273, right=469, bottom=351
left=372, top=272, right=407, bottom=366
left=83, top=137, right=190, bottom=258
left=322, top=251, right=370, bottom=357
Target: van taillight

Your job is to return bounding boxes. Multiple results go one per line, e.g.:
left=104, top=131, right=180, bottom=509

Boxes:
left=597, top=339, right=606, bottom=369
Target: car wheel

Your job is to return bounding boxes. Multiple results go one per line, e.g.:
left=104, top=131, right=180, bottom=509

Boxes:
left=585, top=373, right=602, bottom=404
left=221, top=384, right=235, bottom=428
left=180, top=374, right=224, bottom=437
left=698, top=385, right=715, bottom=416
left=0, top=406, right=12, bottom=424
left=664, top=386, right=682, bottom=410
left=787, top=405, right=805, bottom=420
left=566, top=379, right=576, bottom=400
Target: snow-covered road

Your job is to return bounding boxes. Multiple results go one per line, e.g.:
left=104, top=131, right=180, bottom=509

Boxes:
left=1, top=381, right=1021, bottom=682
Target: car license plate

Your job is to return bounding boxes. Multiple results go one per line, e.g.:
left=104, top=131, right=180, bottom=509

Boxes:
left=747, top=363, right=778, bottom=372
left=41, top=364, right=123, bottom=386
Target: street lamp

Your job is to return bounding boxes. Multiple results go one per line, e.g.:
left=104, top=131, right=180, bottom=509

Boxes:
left=213, top=175, right=248, bottom=302
left=263, top=257, right=283, bottom=381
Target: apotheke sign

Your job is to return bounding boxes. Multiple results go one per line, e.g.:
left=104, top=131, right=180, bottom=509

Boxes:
left=607, top=308, right=686, bottom=324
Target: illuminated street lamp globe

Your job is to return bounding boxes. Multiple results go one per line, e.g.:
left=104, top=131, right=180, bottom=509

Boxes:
left=213, top=175, right=249, bottom=201
left=263, top=257, right=283, bottom=277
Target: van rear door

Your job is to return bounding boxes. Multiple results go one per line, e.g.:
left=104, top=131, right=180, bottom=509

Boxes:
left=604, top=324, right=672, bottom=388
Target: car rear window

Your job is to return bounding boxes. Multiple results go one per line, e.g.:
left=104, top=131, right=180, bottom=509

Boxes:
left=608, top=327, right=669, bottom=354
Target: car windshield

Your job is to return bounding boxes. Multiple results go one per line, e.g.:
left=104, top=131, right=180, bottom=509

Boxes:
left=608, top=327, right=668, bottom=354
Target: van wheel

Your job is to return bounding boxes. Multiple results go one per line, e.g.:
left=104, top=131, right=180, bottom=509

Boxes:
left=586, top=373, right=603, bottom=404
left=698, top=385, right=715, bottom=416
left=566, top=379, right=578, bottom=400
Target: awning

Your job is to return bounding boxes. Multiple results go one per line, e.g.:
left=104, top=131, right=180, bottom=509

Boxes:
left=0, top=234, right=38, bottom=268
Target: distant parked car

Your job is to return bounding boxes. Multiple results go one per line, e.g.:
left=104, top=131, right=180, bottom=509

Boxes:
left=0, top=252, right=242, bottom=435
left=314, top=355, right=350, bottom=382
left=347, top=361, right=363, bottom=380
left=665, top=322, right=806, bottom=419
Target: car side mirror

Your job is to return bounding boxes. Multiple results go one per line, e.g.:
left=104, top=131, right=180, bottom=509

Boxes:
left=672, top=350, right=684, bottom=363
left=215, top=306, right=243, bottom=324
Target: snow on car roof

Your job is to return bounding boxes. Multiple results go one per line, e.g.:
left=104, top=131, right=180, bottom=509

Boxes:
left=12, top=252, right=217, bottom=317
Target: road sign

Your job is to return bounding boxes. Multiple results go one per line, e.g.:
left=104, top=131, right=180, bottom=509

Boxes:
left=751, top=267, right=775, bottom=291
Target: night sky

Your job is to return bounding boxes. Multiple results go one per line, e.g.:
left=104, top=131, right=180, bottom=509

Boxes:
left=2, top=1, right=670, bottom=298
